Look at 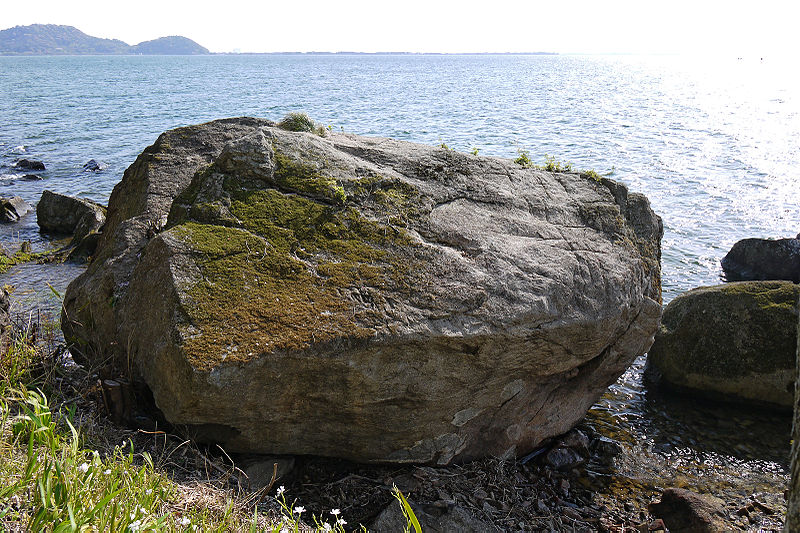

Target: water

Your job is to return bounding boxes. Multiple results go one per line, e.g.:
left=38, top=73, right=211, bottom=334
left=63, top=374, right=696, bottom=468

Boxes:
left=1, top=53, right=798, bottom=502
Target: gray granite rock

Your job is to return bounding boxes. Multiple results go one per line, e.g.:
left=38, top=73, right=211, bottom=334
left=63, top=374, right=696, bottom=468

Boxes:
left=62, top=117, right=662, bottom=463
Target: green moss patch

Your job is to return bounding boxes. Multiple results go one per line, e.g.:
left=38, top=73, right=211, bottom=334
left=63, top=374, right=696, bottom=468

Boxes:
left=273, top=152, right=346, bottom=204
left=0, top=248, right=63, bottom=274
left=650, top=281, right=799, bottom=380
left=173, top=174, right=420, bottom=370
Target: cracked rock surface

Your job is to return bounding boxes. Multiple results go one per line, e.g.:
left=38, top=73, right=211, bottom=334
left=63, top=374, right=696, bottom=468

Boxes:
left=62, top=117, right=662, bottom=463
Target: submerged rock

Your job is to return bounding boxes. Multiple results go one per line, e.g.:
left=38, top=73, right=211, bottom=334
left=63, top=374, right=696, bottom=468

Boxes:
left=648, top=281, right=798, bottom=408
left=721, top=236, right=800, bottom=282
left=13, top=158, right=45, bottom=171
left=82, top=159, right=108, bottom=172
left=62, top=117, right=662, bottom=463
left=1, top=196, right=33, bottom=222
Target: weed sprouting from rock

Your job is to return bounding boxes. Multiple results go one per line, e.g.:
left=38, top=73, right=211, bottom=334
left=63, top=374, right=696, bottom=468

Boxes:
left=278, top=113, right=332, bottom=138
left=514, top=150, right=534, bottom=168
left=278, top=112, right=316, bottom=133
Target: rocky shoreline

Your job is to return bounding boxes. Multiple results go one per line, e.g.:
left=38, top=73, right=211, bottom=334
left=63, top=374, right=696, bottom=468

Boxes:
left=0, top=117, right=795, bottom=531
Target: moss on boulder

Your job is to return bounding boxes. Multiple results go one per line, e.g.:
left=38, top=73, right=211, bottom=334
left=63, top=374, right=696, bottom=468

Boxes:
left=648, top=281, right=799, bottom=408
left=62, top=117, right=663, bottom=463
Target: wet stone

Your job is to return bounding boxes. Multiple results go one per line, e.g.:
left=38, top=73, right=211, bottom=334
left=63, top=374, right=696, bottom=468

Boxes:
left=545, top=446, right=587, bottom=471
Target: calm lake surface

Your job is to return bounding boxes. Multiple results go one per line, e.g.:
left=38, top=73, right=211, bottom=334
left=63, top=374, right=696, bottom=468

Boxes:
left=1, top=53, right=798, bottom=500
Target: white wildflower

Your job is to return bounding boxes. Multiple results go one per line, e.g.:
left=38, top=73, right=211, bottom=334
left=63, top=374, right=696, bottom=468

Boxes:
left=178, top=516, right=191, bottom=526
left=103, top=469, right=111, bottom=475
left=145, top=489, right=152, bottom=495
left=293, top=506, right=305, bottom=514
left=330, top=509, right=340, bottom=516
left=337, top=518, right=347, bottom=526
left=322, top=523, right=332, bottom=532
left=78, top=462, right=89, bottom=473
left=129, top=519, right=142, bottom=531
left=276, top=485, right=285, bottom=495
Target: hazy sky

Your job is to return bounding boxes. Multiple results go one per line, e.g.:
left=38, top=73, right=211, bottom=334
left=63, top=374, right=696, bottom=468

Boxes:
left=3, top=0, right=797, bottom=55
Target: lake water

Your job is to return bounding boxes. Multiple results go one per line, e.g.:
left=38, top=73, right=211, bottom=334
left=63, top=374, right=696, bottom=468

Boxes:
left=1, top=54, right=798, bottom=509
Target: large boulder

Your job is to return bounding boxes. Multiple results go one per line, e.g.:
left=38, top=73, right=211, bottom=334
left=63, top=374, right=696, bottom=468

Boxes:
left=721, top=237, right=800, bottom=282
left=61, top=117, right=662, bottom=464
left=648, top=281, right=799, bottom=408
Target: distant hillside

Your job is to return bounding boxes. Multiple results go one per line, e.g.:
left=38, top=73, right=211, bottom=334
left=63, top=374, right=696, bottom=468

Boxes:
left=130, top=36, right=209, bottom=55
left=0, top=24, right=210, bottom=55
left=0, top=24, right=129, bottom=55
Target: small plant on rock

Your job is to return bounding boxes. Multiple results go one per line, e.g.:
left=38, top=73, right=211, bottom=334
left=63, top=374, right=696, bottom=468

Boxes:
left=514, top=150, right=533, bottom=168
left=541, top=154, right=573, bottom=173
left=278, top=112, right=316, bottom=133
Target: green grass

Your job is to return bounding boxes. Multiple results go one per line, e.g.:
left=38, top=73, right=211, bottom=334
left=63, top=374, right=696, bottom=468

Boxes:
left=0, top=312, right=417, bottom=531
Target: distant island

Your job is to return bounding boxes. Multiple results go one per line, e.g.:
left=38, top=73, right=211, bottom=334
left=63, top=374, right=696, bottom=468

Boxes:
left=0, top=24, right=209, bottom=55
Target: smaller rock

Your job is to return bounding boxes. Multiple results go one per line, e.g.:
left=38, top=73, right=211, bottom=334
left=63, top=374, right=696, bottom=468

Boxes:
left=592, top=436, right=623, bottom=463
left=721, top=237, right=800, bottom=282
left=37, top=190, right=105, bottom=236
left=1, top=196, right=33, bottom=222
left=648, top=488, right=727, bottom=533
left=647, top=281, right=799, bottom=408
left=36, top=191, right=106, bottom=263
left=558, top=429, right=590, bottom=455
left=21, top=174, right=43, bottom=181
left=82, top=159, right=108, bottom=172
left=545, top=447, right=586, bottom=471
left=239, top=456, right=295, bottom=490
left=13, top=158, right=45, bottom=171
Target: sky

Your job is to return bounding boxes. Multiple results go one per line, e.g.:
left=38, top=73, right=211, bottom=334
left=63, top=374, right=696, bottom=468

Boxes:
left=2, top=0, right=798, bottom=56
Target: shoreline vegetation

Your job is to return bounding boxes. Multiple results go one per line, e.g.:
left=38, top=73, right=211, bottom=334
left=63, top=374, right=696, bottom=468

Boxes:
left=0, top=307, right=408, bottom=531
